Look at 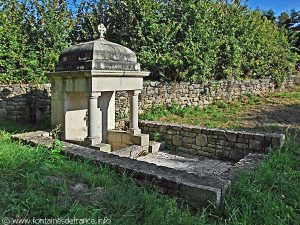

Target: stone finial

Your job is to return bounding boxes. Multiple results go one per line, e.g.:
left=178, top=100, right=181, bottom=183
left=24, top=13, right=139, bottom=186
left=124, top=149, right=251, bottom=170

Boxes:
left=98, top=24, right=106, bottom=40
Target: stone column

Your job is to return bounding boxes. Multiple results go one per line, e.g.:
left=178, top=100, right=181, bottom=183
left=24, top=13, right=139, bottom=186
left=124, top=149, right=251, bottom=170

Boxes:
left=85, top=92, right=101, bottom=145
left=99, top=91, right=115, bottom=143
left=129, top=90, right=141, bottom=135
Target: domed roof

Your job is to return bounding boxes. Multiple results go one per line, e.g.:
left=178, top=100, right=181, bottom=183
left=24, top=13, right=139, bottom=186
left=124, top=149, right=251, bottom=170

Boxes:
left=56, top=24, right=140, bottom=72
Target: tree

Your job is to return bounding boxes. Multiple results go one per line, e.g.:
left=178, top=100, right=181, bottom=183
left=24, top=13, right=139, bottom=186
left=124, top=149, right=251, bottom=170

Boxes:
left=0, top=0, right=297, bottom=84
left=262, top=9, right=276, bottom=23
left=0, top=0, right=40, bottom=83
left=278, top=10, right=300, bottom=52
left=0, top=0, right=73, bottom=84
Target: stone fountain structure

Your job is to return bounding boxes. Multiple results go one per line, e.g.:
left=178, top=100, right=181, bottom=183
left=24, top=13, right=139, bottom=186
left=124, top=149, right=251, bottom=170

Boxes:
left=46, top=24, right=151, bottom=152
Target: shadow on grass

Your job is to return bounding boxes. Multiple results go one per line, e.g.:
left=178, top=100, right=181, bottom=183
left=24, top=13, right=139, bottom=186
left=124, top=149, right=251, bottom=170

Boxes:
left=247, top=104, right=300, bottom=126
left=234, top=104, right=300, bottom=140
left=0, top=116, right=51, bottom=134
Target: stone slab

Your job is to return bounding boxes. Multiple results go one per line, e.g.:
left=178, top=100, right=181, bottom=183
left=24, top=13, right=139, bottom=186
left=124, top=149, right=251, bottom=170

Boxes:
left=11, top=131, right=265, bottom=209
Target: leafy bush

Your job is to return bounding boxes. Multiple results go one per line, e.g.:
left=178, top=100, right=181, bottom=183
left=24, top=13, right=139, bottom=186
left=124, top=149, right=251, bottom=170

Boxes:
left=0, top=2, right=40, bottom=83
left=0, top=0, right=72, bottom=84
left=72, top=0, right=298, bottom=83
left=0, top=0, right=298, bottom=84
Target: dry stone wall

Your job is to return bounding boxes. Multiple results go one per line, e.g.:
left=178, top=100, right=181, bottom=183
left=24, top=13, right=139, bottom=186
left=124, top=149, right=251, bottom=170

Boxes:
left=116, top=75, right=300, bottom=115
left=0, top=76, right=299, bottom=122
left=0, top=84, right=51, bottom=122
left=139, top=121, right=285, bottom=161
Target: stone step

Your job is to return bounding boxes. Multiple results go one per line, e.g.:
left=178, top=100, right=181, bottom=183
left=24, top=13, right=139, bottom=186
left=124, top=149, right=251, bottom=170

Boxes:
left=91, top=143, right=111, bottom=152
left=112, top=145, right=148, bottom=159
left=148, top=141, right=165, bottom=153
left=11, top=130, right=264, bottom=209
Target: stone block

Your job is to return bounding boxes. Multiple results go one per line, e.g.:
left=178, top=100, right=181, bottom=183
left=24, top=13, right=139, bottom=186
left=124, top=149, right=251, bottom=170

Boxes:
left=244, top=133, right=254, bottom=139
left=253, top=134, right=265, bottom=141
left=183, top=136, right=195, bottom=144
left=249, top=139, right=262, bottom=151
left=148, top=141, right=165, bottom=153
left=180, top=131, right=191, bottom=137
left=271, top=135, right=285, bottom=149
left=225, top=132, right=237, bottom=142
left=216, top=139, right=229, bottom=146
left=207, top=138, right=216, bottom=145
left=167, top=129, right=177, bottom=135
left=107, top=130, right=123, bottom=143
left=177, top=147, right=196, bottom=154
left=202, top=147, right=216, bottom=154
left=182, top=143, right=192, bottom=149
left=212, top=130, right=226, bottom=136
left=172, top=125, right=183, bottom=131
left=234, top=143, right=248, bottom=149
left=131, top=134, right=150, bottom=147
left=229, top=148, right=245, bottom=161
left=192, top=128, right=203, bottom=134
left=196, top=134, right=208, bottom=146
left=202, top=129, right=211, bottom=135
left=237, top=137, right=249, bottom=144
left=216, top=150, right=229, bottom=159
left=191, top=145, right=202, bottom=150
left=172, top=135, right=183, bottom=147
left=159, top=125, right=167, bottom=133
left=197, top=150, right=213, bottom=157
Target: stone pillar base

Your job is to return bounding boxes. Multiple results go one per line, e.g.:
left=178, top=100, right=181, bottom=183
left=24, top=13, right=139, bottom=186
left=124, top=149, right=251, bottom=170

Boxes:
left=107, top=130, right=149, bottom=151
left=84, top=137, right=100, bottom=146
left=128, top=128, right=141, bottom=135
left=90, top=143, right=111, bottom=152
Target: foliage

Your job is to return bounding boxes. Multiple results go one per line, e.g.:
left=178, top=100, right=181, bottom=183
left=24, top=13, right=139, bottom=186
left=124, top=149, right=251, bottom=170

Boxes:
left=0, top=1, right=40, bottom=83
left=74, top=0, right=297, bottom=83
left=223, top=137, right=300, bottom=224
left=140, top=101, right=190, bottom=121
left=278, top=10, right=300, bottom=53
left=0, top=0, right=72, bottom=84
left=50, top=124, right=63, bottom=159
left=0, top=0, right=298, bottom=84
left=261, top=9, right=276, bottom=23
left=263, top=9, right=300, bottom=53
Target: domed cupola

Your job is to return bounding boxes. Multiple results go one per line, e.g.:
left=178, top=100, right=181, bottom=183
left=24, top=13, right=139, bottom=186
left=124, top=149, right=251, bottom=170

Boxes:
left=56, top=24, right=140, bottom=72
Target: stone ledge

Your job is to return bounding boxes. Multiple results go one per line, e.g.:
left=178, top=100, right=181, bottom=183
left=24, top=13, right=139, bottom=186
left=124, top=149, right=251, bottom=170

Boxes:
left=10, top=131, right=265, bottom=209
left=139, top=121, right=285, bottom=161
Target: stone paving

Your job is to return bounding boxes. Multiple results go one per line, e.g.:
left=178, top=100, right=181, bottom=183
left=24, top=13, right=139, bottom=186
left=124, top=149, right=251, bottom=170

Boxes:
left=138, top=152, right=234, bottom=177
left=12, top=131, right=265, bottom=209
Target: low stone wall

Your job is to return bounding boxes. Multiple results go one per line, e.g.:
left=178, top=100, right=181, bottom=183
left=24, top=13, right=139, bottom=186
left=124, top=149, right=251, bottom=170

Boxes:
left=139, top=121, right=285, bottom=161
left=0, top=84, right=51, bottom=122
left=0, top=75, right=299, bottom=122
left=116, top=75, right=300, bottom=115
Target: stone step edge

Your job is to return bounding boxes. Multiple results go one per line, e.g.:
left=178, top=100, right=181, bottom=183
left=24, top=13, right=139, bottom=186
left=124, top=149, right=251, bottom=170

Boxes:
left=12, top=131, right=232, bottom=209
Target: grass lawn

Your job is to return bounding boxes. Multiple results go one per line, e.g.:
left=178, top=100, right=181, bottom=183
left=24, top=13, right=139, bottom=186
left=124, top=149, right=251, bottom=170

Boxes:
left=0, top=118, right=207, bottom=224
left=0, top=106, right=300, bottom=224
left=140, top=86, right=300, bottom=135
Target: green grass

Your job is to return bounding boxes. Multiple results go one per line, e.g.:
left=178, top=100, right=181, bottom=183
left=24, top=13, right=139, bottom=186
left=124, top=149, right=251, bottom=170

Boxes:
left=140, top=86, right=300, bottom=130
left=140, top=96, right=260, bottom=128
left=0, top=118, right=299, bottom=224
left=223, top=137, right=300, bottom=224
left=0, top=119, right=206, bottom=224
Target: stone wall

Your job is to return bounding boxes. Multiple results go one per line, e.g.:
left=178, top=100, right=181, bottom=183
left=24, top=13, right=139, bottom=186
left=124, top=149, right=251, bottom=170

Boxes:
left=0, top=75, right=299, bottom=122
left=116, top=75, right=300, bottom=115
left=139, top=121, right=285, bottom=161
left=0, top=84, right=51, bottom=122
